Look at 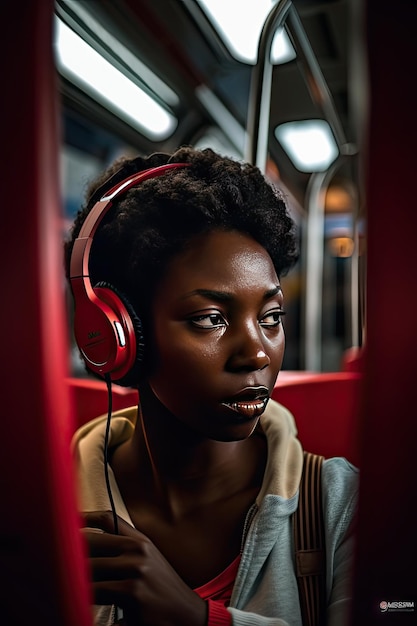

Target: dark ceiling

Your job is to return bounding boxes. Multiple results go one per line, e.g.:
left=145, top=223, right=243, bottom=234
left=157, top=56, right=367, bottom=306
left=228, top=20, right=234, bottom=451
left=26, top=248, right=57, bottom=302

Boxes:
left=57, top=0, right=362, bottom=207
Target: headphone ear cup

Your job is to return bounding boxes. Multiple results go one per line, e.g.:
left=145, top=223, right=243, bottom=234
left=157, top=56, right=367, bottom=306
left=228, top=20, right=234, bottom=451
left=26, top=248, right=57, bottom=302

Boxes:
left=92, top=282, right=146, bottom=387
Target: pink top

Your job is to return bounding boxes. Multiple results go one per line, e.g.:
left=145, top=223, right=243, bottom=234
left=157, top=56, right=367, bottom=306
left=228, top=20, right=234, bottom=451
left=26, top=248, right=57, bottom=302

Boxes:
left=194, top=555, right=241, bottom=625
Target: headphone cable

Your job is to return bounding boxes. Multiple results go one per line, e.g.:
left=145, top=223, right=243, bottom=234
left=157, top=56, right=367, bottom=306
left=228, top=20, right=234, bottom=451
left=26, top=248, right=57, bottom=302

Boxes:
left=103, top=375, right=125, bottom=623
left=104, top=373, right=119, bottom=535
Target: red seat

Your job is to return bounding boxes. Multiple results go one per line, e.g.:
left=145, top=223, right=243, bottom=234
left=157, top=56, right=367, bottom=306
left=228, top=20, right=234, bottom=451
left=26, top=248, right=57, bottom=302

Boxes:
left=341, top=347, right=365, bottom=373
left=66, top=377, right=138, bottom=430
left=273, top=371, right=362, bottom=466
left=67, top=371, right=362, bottom=466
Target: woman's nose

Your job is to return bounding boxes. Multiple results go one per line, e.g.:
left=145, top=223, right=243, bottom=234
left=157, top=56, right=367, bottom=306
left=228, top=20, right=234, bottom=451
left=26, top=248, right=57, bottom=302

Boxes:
left=226, top=327, right=271, bottom=372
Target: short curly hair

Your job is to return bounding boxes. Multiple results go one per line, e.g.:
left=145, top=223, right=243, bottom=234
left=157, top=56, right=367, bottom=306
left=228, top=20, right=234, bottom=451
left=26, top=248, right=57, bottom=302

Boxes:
left=64, top=146, right=299, bottom=323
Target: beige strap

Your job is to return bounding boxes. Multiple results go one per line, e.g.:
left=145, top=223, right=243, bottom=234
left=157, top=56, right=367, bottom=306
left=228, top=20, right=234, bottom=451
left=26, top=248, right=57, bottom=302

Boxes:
left=294, top=452, right=326, bottom=626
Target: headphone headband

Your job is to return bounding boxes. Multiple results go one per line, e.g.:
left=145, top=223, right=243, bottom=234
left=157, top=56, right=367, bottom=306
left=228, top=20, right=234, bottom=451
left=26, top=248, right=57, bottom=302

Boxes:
left=68, top=161, right=190, bottom=385
left=70, top=162, right=190, bottom=281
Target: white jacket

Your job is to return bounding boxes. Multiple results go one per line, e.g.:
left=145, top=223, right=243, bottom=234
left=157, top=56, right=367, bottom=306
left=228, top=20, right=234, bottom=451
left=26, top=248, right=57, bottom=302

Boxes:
left=72, top=399, right=359, bottom=626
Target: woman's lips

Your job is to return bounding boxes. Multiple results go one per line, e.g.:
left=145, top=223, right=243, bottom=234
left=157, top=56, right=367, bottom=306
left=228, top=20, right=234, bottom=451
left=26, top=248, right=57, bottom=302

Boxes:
left=221, top=386, right=269, bottom=419
left=221, top=397, right=268, bottom=419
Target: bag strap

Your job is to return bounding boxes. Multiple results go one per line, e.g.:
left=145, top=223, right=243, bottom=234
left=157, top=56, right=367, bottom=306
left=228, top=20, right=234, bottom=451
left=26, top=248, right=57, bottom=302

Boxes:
left=293, top=451, right=326, bottom=626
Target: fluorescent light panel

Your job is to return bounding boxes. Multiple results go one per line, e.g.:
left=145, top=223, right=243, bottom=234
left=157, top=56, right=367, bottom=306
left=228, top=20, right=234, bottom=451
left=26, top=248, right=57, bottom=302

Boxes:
left=196, top=0, right=296, bottom=64
left=274, top=120, right=339, bottom=172
left=62, top=1, right=180, bottom=108
left=54, top=18, right=177, bottom=140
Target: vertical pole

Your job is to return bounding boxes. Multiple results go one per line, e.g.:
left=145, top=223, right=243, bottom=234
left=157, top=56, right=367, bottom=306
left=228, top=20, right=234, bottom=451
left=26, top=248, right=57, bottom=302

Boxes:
left=351, top=1, right=417, bottom=623
left=1, top=2, right=92, bottom=624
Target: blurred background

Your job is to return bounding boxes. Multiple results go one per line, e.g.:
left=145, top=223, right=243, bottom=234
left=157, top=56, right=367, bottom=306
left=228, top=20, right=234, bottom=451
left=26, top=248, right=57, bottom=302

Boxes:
left=54, top=0, right=367, bottom=375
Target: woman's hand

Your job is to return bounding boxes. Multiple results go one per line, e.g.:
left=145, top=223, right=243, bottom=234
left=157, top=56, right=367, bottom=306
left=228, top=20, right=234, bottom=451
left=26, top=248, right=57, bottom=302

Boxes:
left=82, top=511, right=208, bottom=626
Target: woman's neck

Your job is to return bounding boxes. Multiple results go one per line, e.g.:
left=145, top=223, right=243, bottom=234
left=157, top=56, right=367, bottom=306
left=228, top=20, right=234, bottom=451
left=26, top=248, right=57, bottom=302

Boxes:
left=110, top=382, right=266, bottom=520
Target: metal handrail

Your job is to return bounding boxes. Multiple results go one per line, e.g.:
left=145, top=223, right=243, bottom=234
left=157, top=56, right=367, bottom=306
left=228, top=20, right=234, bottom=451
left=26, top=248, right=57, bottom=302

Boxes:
left=245, top=0, right=352, bottom=170
left=245, top=0, right=292, bottom=171
left=245, top=0, right=357, bottom=370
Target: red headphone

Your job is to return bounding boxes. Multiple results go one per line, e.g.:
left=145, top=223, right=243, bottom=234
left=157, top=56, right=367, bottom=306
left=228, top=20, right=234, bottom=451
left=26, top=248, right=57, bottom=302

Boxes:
left=69, top=162, right=189, bottom=387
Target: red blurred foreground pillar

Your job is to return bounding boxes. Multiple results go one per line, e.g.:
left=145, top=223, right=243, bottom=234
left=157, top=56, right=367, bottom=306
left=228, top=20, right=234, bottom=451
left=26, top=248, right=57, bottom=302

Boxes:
left=1, top=1, right=92, bottom=624
left=351, top=1, right=417, bottom=624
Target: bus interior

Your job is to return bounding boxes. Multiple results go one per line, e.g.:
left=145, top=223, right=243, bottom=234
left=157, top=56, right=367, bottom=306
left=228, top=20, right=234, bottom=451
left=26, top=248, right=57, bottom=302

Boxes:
left=2, top=1, right=417, bottom=624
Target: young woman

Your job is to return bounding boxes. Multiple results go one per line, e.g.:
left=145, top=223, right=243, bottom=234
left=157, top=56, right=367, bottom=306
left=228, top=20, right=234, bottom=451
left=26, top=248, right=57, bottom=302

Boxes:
left=65, top=147, right=358, bottom=626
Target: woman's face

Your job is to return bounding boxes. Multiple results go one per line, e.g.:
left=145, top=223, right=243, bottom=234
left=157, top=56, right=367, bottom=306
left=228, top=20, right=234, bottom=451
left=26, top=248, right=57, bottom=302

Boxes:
left=147, top=229, right=286, bottom=441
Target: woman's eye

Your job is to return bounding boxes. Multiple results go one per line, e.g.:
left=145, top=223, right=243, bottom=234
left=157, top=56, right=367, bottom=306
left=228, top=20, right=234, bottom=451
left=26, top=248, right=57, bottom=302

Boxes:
left=260, top=309, right=286, bottom=328
left=189, top=313, right=227, bottom=329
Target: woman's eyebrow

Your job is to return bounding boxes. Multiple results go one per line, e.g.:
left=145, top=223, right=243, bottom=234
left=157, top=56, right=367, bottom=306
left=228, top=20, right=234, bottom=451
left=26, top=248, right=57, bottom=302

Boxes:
left=181, top=286, right=282, bottom=302
left=265, top=286, right=283, bottom=299
left=181, top=289, right=233, bottom=302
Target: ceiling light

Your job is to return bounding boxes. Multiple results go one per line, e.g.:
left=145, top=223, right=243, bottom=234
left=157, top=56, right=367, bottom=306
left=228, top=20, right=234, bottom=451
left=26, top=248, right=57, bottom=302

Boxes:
left=327, top=237, right=355, bottom=258
left=196, top=0, right=296, bottom=65
left=274, top=120, right=339, bottom=172
left=59, top=0, right=179, bottom=108
left=54, top=18, right=177, bottom=140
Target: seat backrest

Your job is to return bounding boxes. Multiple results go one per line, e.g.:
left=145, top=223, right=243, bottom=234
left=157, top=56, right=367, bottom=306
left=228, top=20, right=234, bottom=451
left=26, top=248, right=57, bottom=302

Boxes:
left=67, top=377, right=138, bottom=430
left=272, top=371, right=362, bottom=466
left=67, top=371, right=362, bottom=466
